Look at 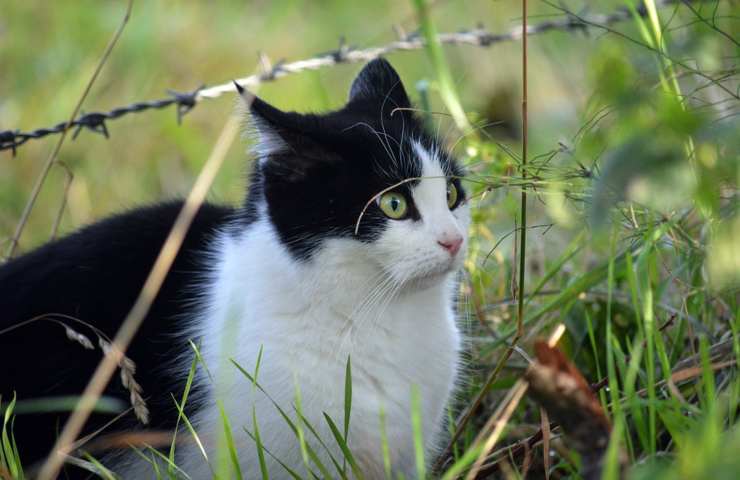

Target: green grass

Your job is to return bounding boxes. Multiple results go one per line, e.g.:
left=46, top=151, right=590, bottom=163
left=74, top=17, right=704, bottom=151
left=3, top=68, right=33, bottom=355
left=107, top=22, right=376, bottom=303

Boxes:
left=1, top=396, right=23, bottom=480
left=1, top=0, right=738, bottom=479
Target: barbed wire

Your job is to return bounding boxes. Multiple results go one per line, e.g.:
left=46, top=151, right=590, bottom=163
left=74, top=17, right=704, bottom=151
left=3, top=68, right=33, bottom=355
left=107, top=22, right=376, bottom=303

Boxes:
left=0, top=0, right=703, bottom=155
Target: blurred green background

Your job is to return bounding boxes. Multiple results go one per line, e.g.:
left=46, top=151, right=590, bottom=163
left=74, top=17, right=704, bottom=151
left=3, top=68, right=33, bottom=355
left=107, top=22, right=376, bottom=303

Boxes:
left=1, top=1, right=739, bottom=478
left=2, top=0, right=636, bottom=251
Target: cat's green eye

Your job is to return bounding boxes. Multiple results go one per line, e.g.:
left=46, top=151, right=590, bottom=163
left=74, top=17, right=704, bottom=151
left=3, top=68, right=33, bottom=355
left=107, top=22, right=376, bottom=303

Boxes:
left=447, top=182, right=459, bottom=209
left=378, top=192, right=409, bottom=219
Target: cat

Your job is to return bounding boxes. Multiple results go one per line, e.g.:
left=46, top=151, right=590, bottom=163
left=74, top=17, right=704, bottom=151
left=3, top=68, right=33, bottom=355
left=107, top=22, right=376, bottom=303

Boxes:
left=0, top=58, right=469, bottom=479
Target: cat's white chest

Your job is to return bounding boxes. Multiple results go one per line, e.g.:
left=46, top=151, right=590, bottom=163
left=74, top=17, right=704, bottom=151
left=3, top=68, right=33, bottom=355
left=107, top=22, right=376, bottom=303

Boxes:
left=182, top=221, right=462, bottom=478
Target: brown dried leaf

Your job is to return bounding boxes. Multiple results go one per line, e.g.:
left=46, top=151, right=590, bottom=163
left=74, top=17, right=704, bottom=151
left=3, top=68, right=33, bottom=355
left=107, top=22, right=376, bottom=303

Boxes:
left=525, top=341, right=619, bottom=480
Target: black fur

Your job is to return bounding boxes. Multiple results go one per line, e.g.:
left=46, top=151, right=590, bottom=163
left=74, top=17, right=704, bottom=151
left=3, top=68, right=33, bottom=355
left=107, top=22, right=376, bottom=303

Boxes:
left=0, top=202, right=234, bottom=472
left=0, top=58, right=465, bottom=475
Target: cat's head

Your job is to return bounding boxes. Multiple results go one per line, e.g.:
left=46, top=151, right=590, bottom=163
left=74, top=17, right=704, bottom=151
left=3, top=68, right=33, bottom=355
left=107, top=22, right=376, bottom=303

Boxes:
left=237, top=58, right=470, bottom=289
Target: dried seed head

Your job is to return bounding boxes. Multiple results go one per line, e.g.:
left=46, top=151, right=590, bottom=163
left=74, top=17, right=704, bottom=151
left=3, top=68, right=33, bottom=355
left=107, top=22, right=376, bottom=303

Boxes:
left=98, top=337, right=150, bottom=425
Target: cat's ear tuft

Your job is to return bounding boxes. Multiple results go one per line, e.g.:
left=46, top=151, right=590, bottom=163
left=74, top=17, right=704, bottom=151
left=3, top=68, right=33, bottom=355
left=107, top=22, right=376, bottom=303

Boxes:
left=239, top=94, right=330, bottom=174
left=348, top=58, right=411, bottom=110
left=238, top=93, right=294, bottom=160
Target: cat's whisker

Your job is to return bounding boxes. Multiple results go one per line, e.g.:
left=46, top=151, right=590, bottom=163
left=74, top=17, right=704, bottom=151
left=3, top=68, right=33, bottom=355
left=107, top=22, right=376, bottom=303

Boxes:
left=349, top=272, right=395, bottom=326
left=369, top=275, right=405, bottom=329
left=343, top=121, right=399, bottom=168
left=348, top=277, right=399, bottom=358
left=336, top=272, right=396, bottom=357
left=379, top=88, right=402, bottom=168
left=398, top=111, right=407, bottom=171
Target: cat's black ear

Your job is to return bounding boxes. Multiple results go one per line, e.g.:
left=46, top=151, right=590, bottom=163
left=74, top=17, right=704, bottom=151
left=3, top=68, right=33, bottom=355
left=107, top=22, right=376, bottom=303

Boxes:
left=245, top=95, right=296, bottom=157
left=348, top=58, right=411, bottom=110
left=236, top=88, right=334, bottom=175
left=235, top=86, right=303, bottom=157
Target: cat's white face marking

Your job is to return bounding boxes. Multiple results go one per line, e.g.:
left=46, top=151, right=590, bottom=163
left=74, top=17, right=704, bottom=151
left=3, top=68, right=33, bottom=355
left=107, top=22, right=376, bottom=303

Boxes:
left=368, top=140, right=470, bottom=287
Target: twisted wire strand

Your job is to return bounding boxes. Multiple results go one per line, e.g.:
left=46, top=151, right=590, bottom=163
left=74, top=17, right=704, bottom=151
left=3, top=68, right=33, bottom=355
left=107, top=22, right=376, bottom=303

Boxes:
left=0, top=0, right=695, bottom=154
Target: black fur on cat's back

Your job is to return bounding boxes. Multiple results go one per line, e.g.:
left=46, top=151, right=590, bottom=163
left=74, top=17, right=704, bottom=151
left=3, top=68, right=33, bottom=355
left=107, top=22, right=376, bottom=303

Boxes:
left=0, top=201, right=234, bottom=469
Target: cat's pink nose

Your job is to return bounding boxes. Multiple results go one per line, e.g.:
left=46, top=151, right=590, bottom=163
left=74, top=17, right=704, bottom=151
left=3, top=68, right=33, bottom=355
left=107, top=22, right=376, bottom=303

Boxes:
left=438, top=236, right=463, bottom=256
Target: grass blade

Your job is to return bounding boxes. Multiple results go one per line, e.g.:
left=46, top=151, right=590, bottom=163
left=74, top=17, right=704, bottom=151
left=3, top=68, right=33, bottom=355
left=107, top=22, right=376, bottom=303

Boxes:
left=231, top=360, right=329, bottom=478
left=169, top=355, right=198, bottom=476
left=411, top=0, right=470, bottom=132
left=243, top=427, right=304, bottom=480
left=323, top=412, right=364, bottom=480
left=379, top=406, right=392, bottom=479
left=293, top=380, right=332, bottom=479
left=410, top=386, right=426, bottom=479
left=344, top=356, right=352, bottom=442
left=252, top=407, right=269, bottom=480
left=217, top=400, right=243, bottom=480
left=1, top=395, right=22, bottom=480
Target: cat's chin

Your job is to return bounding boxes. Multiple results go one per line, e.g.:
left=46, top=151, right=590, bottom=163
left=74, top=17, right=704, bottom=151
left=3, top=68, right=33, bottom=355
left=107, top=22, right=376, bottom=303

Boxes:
left=404, top=273, right=450, bottom=291
left=399, top=263, right=459, bottom=292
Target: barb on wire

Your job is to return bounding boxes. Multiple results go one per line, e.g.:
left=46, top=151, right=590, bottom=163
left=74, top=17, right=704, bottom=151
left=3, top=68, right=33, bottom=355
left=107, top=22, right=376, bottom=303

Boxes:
left=0, top=0, right=701, bottom=155
left=0, top=87, right=205, bottom=155
left=72, top=113, right=109, bottom=139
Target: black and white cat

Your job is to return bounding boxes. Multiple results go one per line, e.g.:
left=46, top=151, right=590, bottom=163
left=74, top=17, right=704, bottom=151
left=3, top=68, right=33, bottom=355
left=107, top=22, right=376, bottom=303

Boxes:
left=0, top=58, right=469, bottom=478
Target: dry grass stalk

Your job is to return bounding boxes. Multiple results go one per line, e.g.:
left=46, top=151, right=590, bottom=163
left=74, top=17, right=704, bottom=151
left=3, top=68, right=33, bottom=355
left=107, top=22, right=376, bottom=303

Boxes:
left=49, top=161, right=74, bottom=241
left=437, top=0, right=533, bottom=471
left=465, top=380, right=529, bottom=479
left=36, top=113, right=241, bottom=480
left=465, top=325, right=566, bottom=479
left=541, top=407, right=551, bottom=480
left=3, top=0, right=133, bottom=260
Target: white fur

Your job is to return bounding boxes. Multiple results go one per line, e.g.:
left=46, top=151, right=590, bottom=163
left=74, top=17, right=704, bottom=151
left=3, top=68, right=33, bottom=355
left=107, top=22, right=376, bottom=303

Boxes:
left=165, top=143, right=471, bottom=479
left=249, top=116, right=290, bottom=164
